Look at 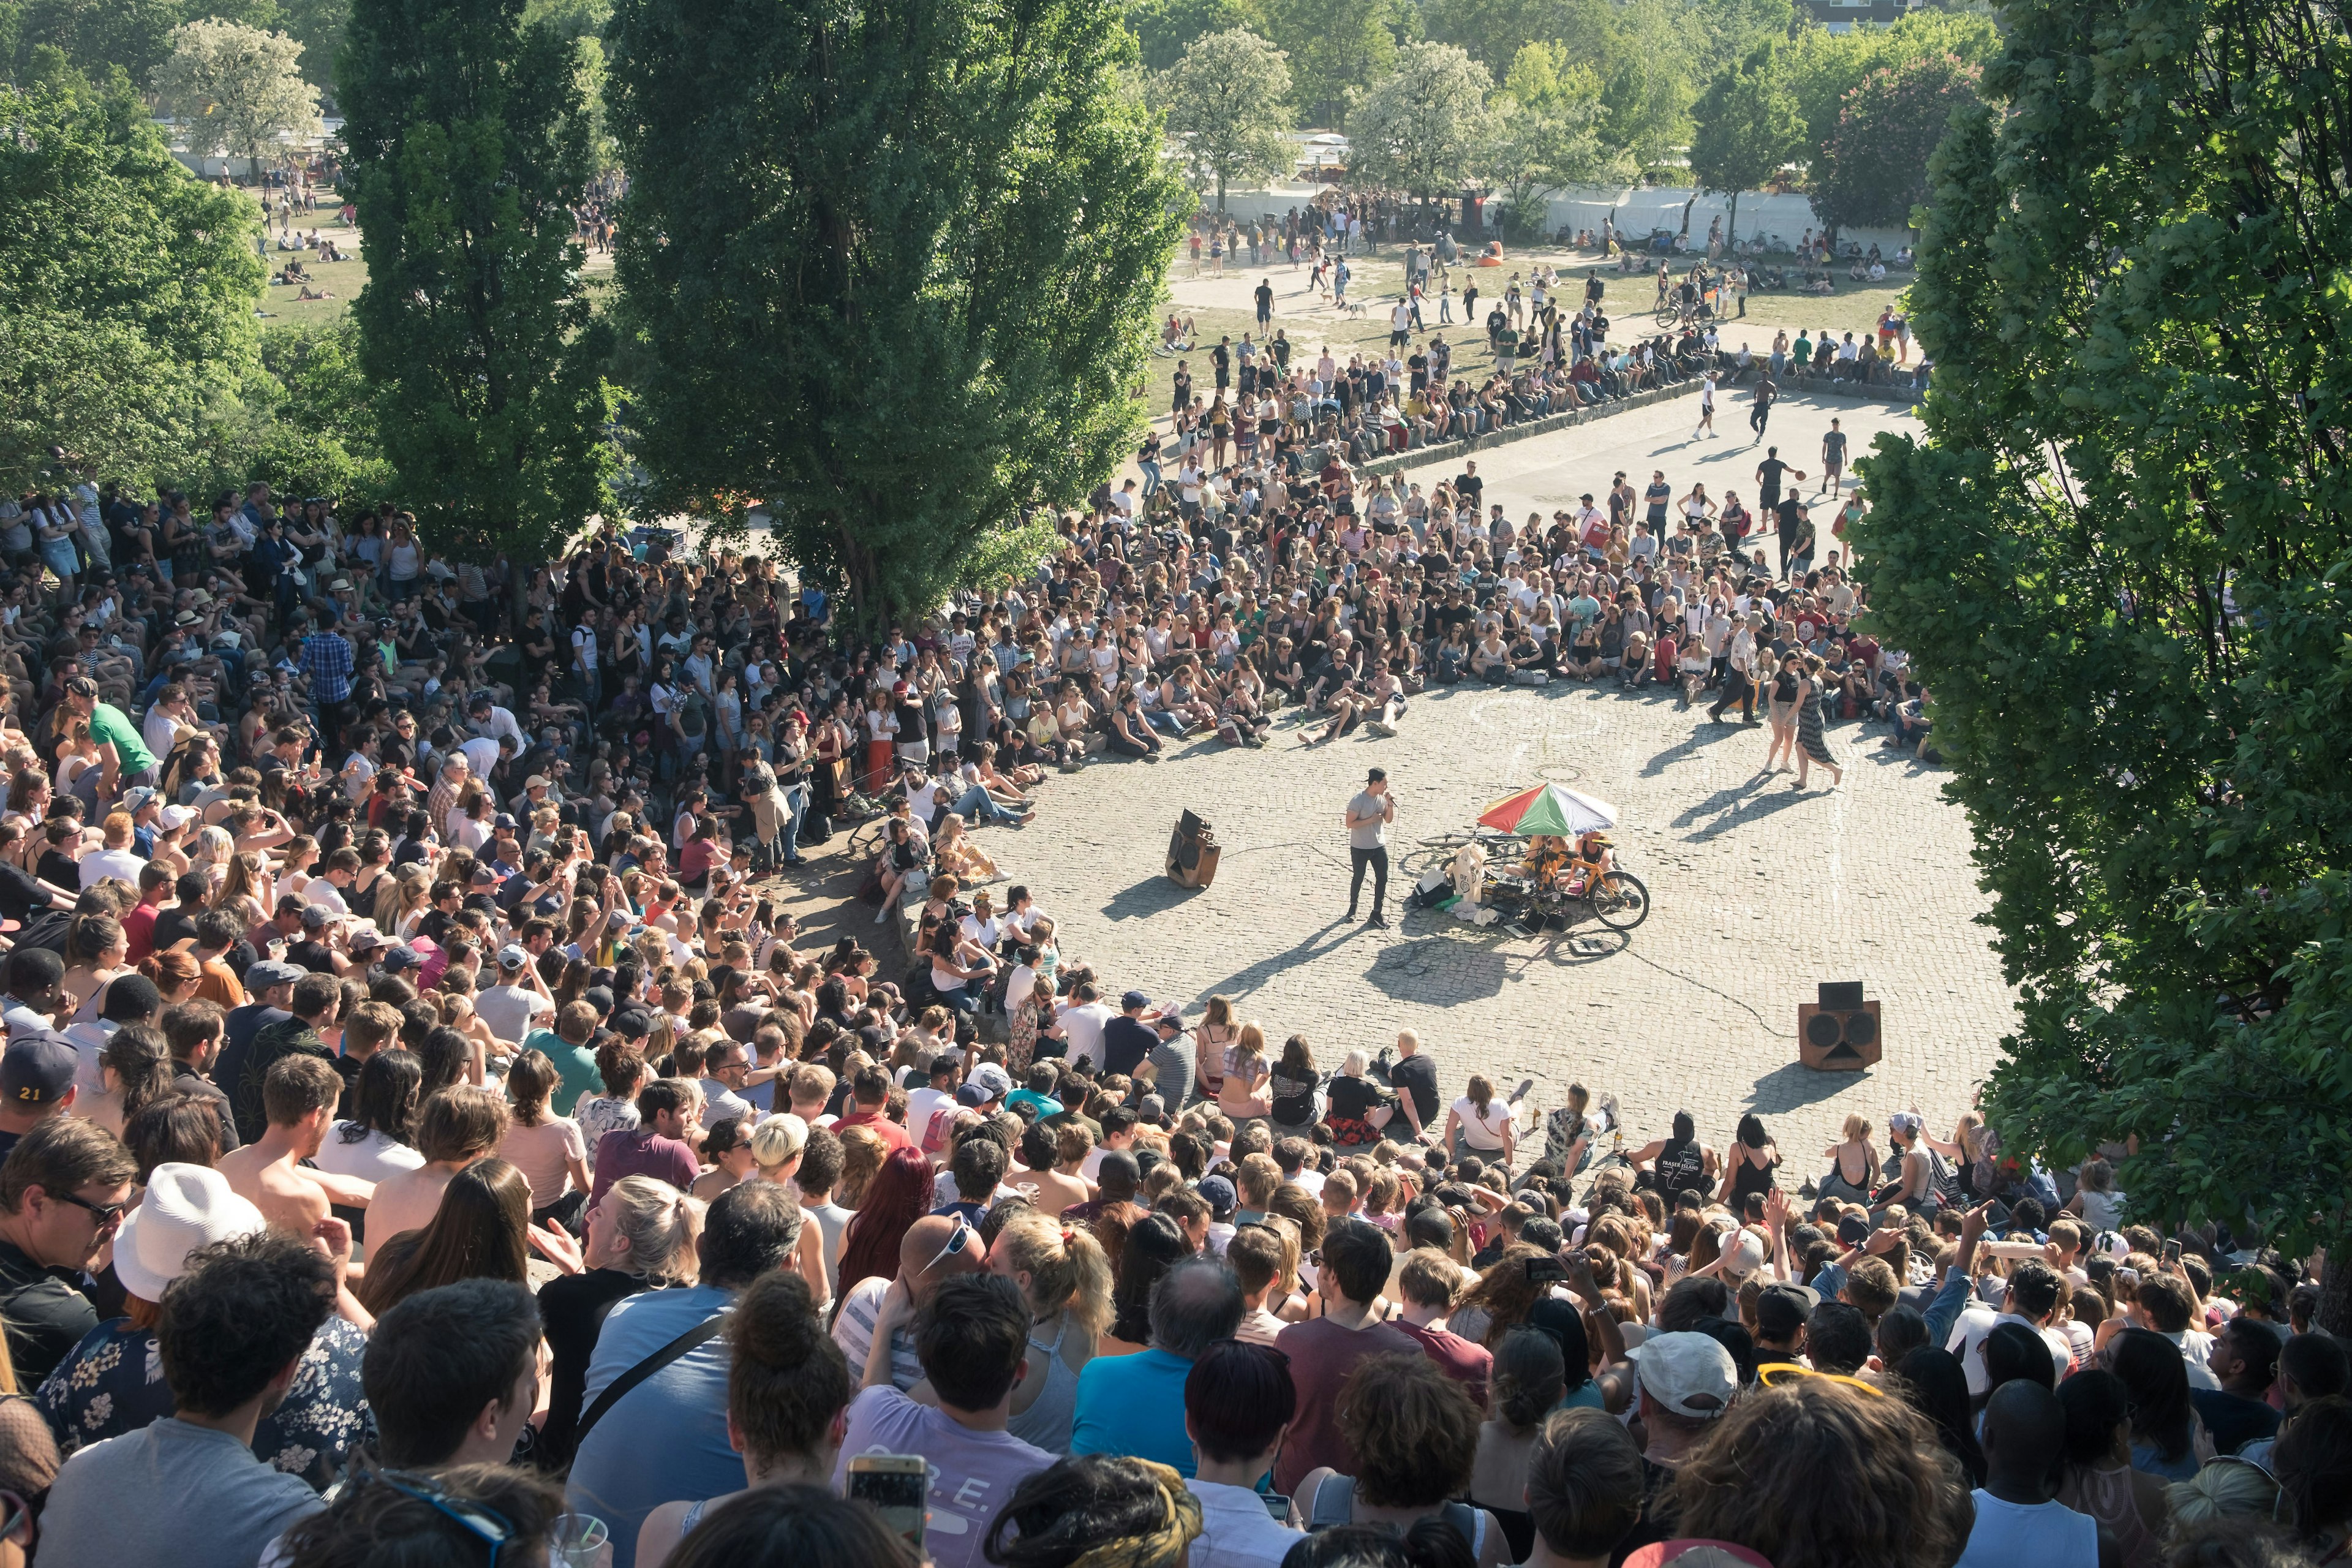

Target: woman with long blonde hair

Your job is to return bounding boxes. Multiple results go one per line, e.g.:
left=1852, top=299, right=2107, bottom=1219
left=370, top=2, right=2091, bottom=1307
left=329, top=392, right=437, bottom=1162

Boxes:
left=834, top=1123, right=888, bottom=1209
left=1216, top=1022, right=1272, bottom=1129
left=375, top=862, right=430, bottom=937
left=1820, top=1112, right=1876, bottom=1203
left=990, top=1208, right=1114, bottom=1454
left=212, top=850, right=272, bottom=926
left=189, top=824, right=233, bottom=890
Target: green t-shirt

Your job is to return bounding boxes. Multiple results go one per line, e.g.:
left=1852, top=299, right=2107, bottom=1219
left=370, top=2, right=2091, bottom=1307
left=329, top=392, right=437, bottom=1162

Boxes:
left=89, top=703, right=157, bottom=777
left=1793, top=335, right=1813, bottom=364
left=524, top=1028, right=603, bottom=1117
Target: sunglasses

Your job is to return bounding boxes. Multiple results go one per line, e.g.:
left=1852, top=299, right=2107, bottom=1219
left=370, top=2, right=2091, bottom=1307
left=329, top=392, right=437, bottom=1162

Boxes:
left=921, top=1221, right=974, bottom=1275
left=370, top=1469, right=516, bottom=1565
left=53, top=1191, right=126, bottom=1229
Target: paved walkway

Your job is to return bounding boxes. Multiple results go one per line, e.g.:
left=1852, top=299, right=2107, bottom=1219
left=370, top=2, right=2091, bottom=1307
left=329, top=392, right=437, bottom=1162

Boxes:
left=773, top=396, right=1998, bottom=1163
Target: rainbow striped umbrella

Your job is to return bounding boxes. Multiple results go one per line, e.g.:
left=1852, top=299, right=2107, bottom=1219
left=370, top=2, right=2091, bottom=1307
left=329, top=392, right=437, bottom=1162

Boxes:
left=1477, top=782, right=1619, bottom=837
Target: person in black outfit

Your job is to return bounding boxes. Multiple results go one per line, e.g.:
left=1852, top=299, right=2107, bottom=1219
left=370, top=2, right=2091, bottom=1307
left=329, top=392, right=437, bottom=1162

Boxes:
left=1776, top=493, right=1809, bottom=581
left=1099, top=990, right=1171, bottom=1079
left=1385, top=1033, right=1441, bottom=1139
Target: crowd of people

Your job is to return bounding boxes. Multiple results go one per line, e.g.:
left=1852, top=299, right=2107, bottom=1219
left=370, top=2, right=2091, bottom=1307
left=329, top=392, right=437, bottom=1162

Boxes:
left=0, top=435, right=2328, bottom=1568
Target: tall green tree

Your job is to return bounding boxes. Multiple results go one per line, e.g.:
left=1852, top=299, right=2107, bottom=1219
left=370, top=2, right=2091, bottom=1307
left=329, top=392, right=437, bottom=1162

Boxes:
left=1156, top=28, right=1293, bottom=211
left=0, top=0, right=185, bottom=85
left=1781, top=9, right=1999, bottom=167
left=1852, top=0, right=2352, bottom=1327
left=1686, top=40, right=1802, bottom=241
left=605, top=0, right=1183, bottom=624
left=152, top=19, right=322, bottom=179
left=1809, top=51, right=1978, bottom=236
left=276, top=0, right=353, bottom=89
left=1254, top=0, right=1396, bottom=127
left=1125, top=0, right=1247, bottom=72
left=1417, top=0, right=1613, bottom=78
left=0, top=66, right=263, bottom=487
left=1483, top=42, right=1625, bottom=238
left=1593, top=0, right=1694, bottom=172
left=1346, top=40, right=1495, bottom=203
left=337, top=0, right=613, bottom=562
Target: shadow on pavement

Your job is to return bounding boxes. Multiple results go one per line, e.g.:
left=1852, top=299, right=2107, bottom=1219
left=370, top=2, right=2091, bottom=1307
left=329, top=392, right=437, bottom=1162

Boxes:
left=1362, top=936, right=1509, bottom=1005
left=1747, top=1058, right=1871, bottom=1118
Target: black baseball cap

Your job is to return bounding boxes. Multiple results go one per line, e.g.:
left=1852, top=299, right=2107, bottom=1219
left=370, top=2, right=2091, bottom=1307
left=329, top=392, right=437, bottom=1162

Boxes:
left=2, top=1037, right=76, bottom=1106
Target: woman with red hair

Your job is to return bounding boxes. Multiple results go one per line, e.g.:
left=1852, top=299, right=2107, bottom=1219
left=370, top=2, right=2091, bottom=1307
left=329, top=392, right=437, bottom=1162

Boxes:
left=830, top=1145, right=931, bottom=1305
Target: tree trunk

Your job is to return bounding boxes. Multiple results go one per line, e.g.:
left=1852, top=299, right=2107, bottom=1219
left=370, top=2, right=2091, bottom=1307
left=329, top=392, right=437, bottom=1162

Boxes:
left=1727, top=190, right=1741, bottom=249
left=1679, top=190, right=1696, bottom=240
left=2322, top=1237, right=2352, bottom=1337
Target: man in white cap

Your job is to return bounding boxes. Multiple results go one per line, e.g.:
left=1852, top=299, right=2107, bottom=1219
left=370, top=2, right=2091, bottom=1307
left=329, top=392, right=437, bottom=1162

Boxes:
left=1615, top=1331, right=1740, bottom=1556
left=474, top=943, right=552, bottom=1049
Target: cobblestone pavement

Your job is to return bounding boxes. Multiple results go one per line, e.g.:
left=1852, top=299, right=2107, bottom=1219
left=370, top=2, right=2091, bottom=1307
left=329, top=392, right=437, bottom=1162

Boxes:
left=781, top=396, right=2008, bottom=1162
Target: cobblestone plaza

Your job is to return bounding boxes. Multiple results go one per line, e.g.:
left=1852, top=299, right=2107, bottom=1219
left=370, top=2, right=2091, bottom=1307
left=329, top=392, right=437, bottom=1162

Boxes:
left=924, top=391, right=2018, bottom=1160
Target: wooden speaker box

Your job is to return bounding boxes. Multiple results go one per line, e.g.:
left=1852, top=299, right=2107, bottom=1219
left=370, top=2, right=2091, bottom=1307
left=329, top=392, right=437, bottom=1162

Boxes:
left=1798, top=997, right=1881, bottom=1071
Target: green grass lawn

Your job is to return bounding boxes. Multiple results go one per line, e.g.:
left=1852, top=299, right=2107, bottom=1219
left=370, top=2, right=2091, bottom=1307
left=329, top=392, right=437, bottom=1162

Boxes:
left=258, top=251, right=369, bottom=328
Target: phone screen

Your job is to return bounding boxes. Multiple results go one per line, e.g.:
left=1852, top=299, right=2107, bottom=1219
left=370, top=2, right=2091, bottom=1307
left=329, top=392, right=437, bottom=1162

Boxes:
left=848, top=1458, right=927, bottom=1548
left=2162, top=1240, right=2182, bottom=1265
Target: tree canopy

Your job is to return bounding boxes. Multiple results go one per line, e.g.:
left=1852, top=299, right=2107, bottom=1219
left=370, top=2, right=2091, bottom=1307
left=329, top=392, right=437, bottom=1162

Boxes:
left=151, top=18, right=322, bottom=178
left=1157, top=27, right=1293, bottom=210
left=1687, top=40, right=1801, bottom=241
left=1251, top=0, right=1398, bottom=128
left=0, top=66, right=262, bottom=488
left=1852, top=0, right=2352, bottom=1317
left=1485, top=41, right=1624, bottom=238
left=1125, top=0, right=1248, bottom=72
left=1346, top=40, right=1496, bottom=203
left=338, top=0, right=614, bottom=563
left=605, top=0, right=1182, bottom=626
left=1810, top=51, right=1980, bottom=236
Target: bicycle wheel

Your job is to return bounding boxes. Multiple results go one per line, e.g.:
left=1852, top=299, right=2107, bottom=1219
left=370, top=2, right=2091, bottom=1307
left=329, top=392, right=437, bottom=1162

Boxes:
left=1653, top=298, right=1678, bottom=327
left=1591, top=871, right=1651, bottom=930
left=846, top=815, right=891, bottom=862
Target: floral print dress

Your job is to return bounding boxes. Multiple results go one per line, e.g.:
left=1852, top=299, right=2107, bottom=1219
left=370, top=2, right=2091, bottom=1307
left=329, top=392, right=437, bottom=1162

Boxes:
left=37, top=1315, right=372, bottom=1491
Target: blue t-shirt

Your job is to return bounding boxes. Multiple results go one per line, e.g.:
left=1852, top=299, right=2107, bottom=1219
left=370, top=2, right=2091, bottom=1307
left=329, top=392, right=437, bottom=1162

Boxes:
left=1069, top=1348, right=1197, bottom=1477
left=567, top=1285, right=736, bottom=1568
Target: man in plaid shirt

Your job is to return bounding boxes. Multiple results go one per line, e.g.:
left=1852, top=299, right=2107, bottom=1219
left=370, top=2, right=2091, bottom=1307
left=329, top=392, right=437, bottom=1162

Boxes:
left=300, top=615, right=355, bottom=751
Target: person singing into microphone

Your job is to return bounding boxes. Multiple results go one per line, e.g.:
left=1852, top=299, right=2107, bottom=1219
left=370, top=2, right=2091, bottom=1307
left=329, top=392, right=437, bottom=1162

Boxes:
left=1344, top=767, right=1396, bottom=928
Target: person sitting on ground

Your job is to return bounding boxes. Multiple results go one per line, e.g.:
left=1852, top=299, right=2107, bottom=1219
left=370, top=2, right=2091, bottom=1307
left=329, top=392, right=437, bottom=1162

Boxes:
left=363, top=1277, right=543, bottom=1468
left=636, top=1269, right=853, bottom=1568
left=1077, top=1250, right=1251, bottom=1476
left=568, top=1182, right=807, bottom=1568
left=1295, top=1349, right=1512, bottom=1568
left=1956, top=1378, right=2098, bottom=1567
left=39, top=1232, right=337, bottom=1568
left=832, top=1271, right=1057, bottom=1568
left=1182, top=1338, right=1302, bottom=1567
left=217, top=1054, right=359, bottom=1240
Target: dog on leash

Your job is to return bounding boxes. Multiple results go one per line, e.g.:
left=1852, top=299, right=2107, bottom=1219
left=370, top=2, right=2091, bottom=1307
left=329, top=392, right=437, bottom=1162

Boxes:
left=1338, top=299, right=1368, bottom=320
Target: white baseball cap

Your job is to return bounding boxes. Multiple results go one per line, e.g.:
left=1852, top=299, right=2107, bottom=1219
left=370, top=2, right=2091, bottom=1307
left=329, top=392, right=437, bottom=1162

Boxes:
left=1626, top=1331, right=1738, bottom=1420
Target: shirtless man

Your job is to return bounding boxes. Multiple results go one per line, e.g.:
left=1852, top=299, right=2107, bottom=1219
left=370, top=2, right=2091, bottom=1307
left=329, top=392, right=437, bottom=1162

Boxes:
left=219, top=1054, right=360, bottom=1237
left=366, top=1085, right=510, bottom=1247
